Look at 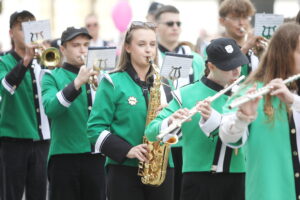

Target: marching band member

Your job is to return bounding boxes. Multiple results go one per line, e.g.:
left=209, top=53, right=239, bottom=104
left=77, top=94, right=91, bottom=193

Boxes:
left=145, top=38, right=249, bottom=200
left=87, top=21, right=174, bottom=200
left=219, top=0, right=266, bottom=74
left=42, top=27, right=105, bottom=200
left=154, top=6, right=206, bottom=199
left=219, top=23, right=300, bottom=200
left=0, top=11, right=50, bottom=200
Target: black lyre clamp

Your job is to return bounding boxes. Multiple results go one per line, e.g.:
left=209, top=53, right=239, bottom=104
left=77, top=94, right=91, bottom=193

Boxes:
left=168, top=66, right=182, bottom=81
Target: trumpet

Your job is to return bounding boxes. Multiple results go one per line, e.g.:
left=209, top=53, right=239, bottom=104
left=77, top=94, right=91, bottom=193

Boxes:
left=157, top=75, right=245, bottom=141
left=80, top=55, right=100, bottom=91
left=33, top=41, right=60, bottom=69
left=228, top=73, right=300, bottom=109
left=240, top=27, right=268, bottom=51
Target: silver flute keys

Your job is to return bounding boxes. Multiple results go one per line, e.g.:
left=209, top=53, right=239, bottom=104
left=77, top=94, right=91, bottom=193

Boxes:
left=156, top=75, right=245, bottom=141
left=228, top=73, right=300, bottom=109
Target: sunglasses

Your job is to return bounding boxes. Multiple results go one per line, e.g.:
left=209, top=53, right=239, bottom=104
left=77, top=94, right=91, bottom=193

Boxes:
left=162, top=21, right=181, bottom=27
left=86, top=23, right=98, bottom=28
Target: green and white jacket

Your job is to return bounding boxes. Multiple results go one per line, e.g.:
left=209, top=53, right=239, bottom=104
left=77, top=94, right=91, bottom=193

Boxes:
left=145, top=76, right=245, bottom=173
left=87, top=64, right=174, bottom=167
left=220, top=82, right=300, bottom=200
left=0, top=51, right=50, bottom=140
left=158, top=44, right=205, bottom=147
left=42, top=63, right=94, bottom=158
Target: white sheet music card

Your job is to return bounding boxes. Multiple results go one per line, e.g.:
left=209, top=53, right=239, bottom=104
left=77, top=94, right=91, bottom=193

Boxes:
left=160, top=52, right=193, bottom=80
left=86, top=47, right=117, bottom=71
left=22, top=20, right=51, bottom=44
left=254, top=13, right=284, bottom=39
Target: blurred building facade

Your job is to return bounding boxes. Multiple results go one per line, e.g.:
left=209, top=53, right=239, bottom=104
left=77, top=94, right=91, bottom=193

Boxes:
left=0, top=0, right=299, bottom=51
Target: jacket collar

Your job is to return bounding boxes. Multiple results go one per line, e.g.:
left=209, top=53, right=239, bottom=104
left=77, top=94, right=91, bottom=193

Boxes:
left=62, top=62, right=80, bottom=74
left=201, top=76, right=231, bottom=96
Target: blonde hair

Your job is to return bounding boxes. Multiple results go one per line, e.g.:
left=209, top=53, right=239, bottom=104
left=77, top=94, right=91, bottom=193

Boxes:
left=115, top=22, right=158, bottom=81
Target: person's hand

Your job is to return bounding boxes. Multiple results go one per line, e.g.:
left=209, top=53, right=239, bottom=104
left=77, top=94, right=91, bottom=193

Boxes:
left=196, top=100, right=212, bottom=121
left=23, top=43, right=40, bottom=67
left=155, top=103, right=168, bottom=115
left=241, top=35, right=268, bottom=58
left=238, top=84, right=261, bottom=117
left=268, top=78, right=294, bottom=105
left=168, top=108, right=190, bottom=126
left=126, top=144, right=149, bottom=162
left=74, top=65, right=98, bottom=90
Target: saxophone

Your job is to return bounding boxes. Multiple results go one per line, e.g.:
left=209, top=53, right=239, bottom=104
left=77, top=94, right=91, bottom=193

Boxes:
left=137, top=58, right=177, bottom=186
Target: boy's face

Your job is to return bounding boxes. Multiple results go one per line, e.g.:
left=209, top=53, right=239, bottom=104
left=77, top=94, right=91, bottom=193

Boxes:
left=220, top=13, right=251, bottom=40
left=9, top=22, right=26, bottom=50
left=60, top=35, right=90, bottom=67
left=156, top=12, right=181, bottom=45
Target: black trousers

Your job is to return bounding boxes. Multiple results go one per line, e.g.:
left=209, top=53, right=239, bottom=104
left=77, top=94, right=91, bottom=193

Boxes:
left=48, top=153, right=106, bottom=200
left=0, top=138, right=49, bottom=200
left=171, top=147, right=183, bottom=200
left=180, top=172, right=245, bottom=200
left=107, top=164, right=174, bottom=200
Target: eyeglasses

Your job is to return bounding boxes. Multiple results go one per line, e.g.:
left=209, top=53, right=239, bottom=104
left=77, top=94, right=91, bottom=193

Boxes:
left=86, top=23, right=98, bottom=28
left=224, top=16, right=252, bottom=23
left=161, top=21, right=181, bottom=27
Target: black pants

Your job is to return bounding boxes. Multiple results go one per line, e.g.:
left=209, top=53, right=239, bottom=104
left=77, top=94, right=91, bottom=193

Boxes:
left=107, top=164, right=174, bottom=200
left=0, top=138, right=49, bottom=200
left=48, top=153, right=106, bottom=200
left=171, top=147, right=183, bottom=200
left=180, top=172, right=245, bottom=200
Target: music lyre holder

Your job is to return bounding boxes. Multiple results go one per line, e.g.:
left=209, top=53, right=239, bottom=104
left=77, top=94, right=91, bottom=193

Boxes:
left=168, top=66, right=182, bottom=81
left=160, top=52, right=193, bottom=82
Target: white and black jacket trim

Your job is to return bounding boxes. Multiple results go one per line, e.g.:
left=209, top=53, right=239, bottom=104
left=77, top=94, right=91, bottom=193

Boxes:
left=56, top=63, right=83, bottom=107
left=289, top=112, right=300, bottom=198
left=200, top=76, right=234, bottom=173
left=95, top=130, right=133, bottom=163
left=2, top=51, right=30, bottom=95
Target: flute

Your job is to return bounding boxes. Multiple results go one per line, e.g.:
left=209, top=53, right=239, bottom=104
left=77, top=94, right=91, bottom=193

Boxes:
left=228, top=73, right=300, bottom=109
left=156, top=75, right=246, bottom=141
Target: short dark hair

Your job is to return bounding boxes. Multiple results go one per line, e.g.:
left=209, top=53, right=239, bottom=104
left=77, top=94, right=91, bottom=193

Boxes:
left=219, top=0, right=256, bottom=18
left=154, top=5, right=179, bottom=21
left=10, top=10, right=35, bottom=28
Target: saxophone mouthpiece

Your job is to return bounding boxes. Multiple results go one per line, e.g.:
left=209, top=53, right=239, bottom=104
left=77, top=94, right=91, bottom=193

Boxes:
left=147, top=57, right=153, bottom=64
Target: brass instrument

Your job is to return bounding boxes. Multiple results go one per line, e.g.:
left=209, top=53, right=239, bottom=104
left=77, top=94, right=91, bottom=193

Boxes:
left=239, top=27, right=268, bottom=55
left=40, top=47, right=61, bottom=69
left=80, top=55, right=100, bottom=91
left=228, top=73, right=300, bottom=109
left=33, top=41, right=60, bottom=69
left=137, top=58, right=177, bottom=186
left=157, top=75, right=246, bottom=140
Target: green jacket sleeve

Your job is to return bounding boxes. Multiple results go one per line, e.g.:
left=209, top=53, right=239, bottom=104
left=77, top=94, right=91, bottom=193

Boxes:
left=87, top=77, right=116, bottom=144
left=41, top=72, right=71, bottom=118
left=145, top=98, right=181, bottom=141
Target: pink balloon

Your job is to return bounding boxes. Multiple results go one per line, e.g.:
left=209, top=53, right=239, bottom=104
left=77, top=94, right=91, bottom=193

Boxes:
left=112, top=0, right=133, bottom=33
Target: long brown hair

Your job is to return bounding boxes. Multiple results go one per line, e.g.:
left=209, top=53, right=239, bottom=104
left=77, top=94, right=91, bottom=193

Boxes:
left=245, top=22, right=300, bottom=119
left=115, top=21, right=158, bottom=81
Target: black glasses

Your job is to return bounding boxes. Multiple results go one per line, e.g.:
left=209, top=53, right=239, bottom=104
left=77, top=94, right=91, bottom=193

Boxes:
left=162, top=21, right=181, bottom=27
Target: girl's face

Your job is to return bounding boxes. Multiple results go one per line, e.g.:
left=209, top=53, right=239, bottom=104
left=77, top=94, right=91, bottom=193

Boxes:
left=293, top=36, right=300, bottom=74
left=125, top=29, right=157, bottom=68
left=208, top=62, right=241, bottom=87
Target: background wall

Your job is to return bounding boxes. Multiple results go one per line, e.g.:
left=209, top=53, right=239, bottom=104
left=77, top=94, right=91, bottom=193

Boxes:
left=0, top=0, right=299, bottom=51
